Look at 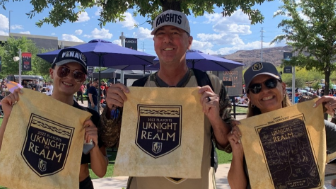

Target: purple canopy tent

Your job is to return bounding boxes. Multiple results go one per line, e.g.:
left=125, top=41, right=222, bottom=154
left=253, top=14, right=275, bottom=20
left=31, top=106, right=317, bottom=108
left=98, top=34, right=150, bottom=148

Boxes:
left=37, top=39, right=156, bottom=112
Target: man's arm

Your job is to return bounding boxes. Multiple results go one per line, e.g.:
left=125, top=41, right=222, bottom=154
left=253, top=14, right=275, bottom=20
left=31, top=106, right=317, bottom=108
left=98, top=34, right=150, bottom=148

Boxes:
left=88, top=93, right=94, bottom=106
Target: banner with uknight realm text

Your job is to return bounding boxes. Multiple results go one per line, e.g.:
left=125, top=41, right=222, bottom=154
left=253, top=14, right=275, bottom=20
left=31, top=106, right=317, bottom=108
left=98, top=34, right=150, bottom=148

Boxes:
left=114, top=87, right=204, bottom=178
left=0, top=89, right=91, bottom=189
left=239, top=99, right=326, bottom=189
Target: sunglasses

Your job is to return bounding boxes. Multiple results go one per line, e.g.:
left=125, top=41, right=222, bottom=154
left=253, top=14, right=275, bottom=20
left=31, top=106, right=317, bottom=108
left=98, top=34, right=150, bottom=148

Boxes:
left=57, top=66, right=86, bottom=82
left=248, top=78, right=280, bottom=94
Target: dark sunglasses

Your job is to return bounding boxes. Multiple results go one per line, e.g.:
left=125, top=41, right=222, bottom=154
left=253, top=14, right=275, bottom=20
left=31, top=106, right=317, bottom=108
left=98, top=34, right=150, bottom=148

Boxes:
left=57, top=66, right=86, bottom=82
left=248, top=78, right=280, bottom=94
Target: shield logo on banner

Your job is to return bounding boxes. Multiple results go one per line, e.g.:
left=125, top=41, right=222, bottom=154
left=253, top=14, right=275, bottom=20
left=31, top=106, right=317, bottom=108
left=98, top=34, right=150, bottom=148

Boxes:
left=152, top=142, right=162, bottom=154
left=38, top=159, right=47, bottom=172
left=21, top=114, right=74, bottom=177
left=136, top=105, right=182, bottom=159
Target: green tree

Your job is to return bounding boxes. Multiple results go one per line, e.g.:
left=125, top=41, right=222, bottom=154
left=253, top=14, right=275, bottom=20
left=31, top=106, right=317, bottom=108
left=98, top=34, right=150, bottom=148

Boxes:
left=272, top=0, right=336, bottom=99
left=0, top=37, right=52, bottom=80
left=1, top=0, right=274, bottom=27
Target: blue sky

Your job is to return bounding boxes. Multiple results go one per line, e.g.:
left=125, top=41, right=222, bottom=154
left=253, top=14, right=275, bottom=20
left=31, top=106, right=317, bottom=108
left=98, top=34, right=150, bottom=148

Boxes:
left=0, top=0, right=287, bottom=56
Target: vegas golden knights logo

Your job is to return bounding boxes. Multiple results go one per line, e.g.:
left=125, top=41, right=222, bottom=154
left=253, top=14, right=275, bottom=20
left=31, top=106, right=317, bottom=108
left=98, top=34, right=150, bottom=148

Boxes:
left=21, top=114, right=74, bottom=177
left=136, top=105, right=182, bottom=158
left=252, top=62, right=263, bottom=71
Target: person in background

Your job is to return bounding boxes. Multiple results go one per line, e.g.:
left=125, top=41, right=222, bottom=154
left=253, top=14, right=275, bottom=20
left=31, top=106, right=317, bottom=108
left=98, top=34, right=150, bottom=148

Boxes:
left=0, top=48, right=108, bottom=189
left=88, top=79, right=99, bottom=112
left=45, top=81, right=53, bottom=96
left=77, top=83, right=85, bottom=104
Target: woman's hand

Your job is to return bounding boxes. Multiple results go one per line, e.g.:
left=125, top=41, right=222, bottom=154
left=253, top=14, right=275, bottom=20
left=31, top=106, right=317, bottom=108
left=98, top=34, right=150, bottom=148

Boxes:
left=314, top=96, right=336, bottom=115
left=228, top=121, right=244, bottom=158
left=84, top=119, right=98, bottom=146
left=1, top=89, right=22, bottom=118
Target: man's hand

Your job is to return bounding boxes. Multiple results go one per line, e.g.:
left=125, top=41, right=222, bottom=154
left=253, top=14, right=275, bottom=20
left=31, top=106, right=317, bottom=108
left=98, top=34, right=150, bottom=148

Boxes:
left=105, top=83, right=129, bottom=109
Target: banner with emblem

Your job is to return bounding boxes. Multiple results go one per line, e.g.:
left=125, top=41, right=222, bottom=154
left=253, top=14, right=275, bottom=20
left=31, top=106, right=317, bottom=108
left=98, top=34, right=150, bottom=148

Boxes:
left=114, top=87, right=204, bottom=178
left=0, top=89, right=91, bottom=189
left=22, top=52, right=32, bottom=71
left=238, top=99, right=326, bottom=189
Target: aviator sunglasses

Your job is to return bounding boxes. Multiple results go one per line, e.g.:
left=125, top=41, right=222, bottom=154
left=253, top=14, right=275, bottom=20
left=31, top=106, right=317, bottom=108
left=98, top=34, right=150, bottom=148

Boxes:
left=248, top=78, right=280, bottom=94
left=57, top=66, right=86, bottom=82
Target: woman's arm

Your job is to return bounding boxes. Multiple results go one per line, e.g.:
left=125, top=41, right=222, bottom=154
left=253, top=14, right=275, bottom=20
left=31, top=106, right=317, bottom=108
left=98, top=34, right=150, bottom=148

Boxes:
left=0, top=89, right=22, bottom=151
left=83, top=119, right=108, bottom=178
left=227, top=125, right=247, bottom=189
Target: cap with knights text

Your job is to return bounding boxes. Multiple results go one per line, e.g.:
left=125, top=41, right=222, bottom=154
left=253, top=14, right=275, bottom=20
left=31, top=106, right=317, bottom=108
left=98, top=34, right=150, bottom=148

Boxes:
left=52, top=48, right=87, bottom=74
left=151, top=10, right=190, bottom=35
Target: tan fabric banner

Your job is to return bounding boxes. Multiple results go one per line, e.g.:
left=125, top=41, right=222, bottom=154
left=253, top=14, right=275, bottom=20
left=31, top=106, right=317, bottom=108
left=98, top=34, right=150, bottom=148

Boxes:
left=114, top=87, right=204, bottom=178
left=239, top=99, right=326, bottom=189
left=0, top=89, right=91, bottom=189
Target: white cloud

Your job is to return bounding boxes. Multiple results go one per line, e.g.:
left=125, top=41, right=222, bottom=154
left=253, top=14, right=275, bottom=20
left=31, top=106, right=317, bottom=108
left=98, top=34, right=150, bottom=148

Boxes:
left=204, top=10, right=251, bottom=35
left=62, top=34, right=84, bottom=42
left=214, top=23, right=251, bottom=34
left=0, top=30, right=8, bottom=36
left=197, top=33, right=245, bottom=46
left=215, top=41, right=276, bottom=55
left=0, top=14, right=9, bottom=31
left=95, top=7, right=102, bottom=16
left=19, top=31, right=30, bottom=34
left=133, top=27, right=152, bottom=39
left=190, top=40, right=214, bottom=51
left=11, top=25, right=23, bottom=30
left=76, top=11, right=90, bottom=23
left=119, top=12, right=137, bottom=29
left=112, top=39, right=121, bottom=46
left=75, top=29, right=83, bottom=35
left=83, top=28, right=112, bottom=39
left=51, top=33, right=56, bottom=36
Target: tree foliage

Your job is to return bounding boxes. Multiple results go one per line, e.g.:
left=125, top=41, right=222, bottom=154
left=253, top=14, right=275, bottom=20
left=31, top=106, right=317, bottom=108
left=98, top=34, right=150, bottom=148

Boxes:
left=0, top=37, right=53, bottom=80
left=1, top=0, right=274, bottom=27
left=272, top=0, right=336, bottom=96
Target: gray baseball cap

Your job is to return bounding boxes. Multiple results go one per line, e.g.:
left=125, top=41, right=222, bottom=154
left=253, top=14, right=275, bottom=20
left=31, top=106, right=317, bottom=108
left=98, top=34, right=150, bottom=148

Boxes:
left=244, top=62, right=281, bottom=91
left=151, top=10, right=190, bottom=35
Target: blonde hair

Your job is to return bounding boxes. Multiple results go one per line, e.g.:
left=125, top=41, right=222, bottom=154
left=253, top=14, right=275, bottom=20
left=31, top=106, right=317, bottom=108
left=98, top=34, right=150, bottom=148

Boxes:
left=246, top=91, right=292, bottom=118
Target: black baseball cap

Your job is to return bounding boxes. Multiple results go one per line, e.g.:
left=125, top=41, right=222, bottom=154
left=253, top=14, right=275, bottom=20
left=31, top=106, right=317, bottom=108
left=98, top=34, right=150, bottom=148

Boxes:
left=244, top=62, right=281, bottom=91
left=52, top=48, right=87, bottom=74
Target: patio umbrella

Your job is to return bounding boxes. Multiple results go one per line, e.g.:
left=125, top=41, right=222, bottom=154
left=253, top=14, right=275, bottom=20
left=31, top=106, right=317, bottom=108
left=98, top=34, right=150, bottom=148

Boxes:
left=37, top=39, right=156, bottom=112
left=152, top=49, right=243, bottom=71
left=37, top=39, right=156, bottom=67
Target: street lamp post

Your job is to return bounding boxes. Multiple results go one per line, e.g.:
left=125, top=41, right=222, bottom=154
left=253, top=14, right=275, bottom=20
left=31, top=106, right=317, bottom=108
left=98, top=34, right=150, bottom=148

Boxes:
left=9, top=10, right=12, bottom=35
left=13, top=49, right=22, bottom=84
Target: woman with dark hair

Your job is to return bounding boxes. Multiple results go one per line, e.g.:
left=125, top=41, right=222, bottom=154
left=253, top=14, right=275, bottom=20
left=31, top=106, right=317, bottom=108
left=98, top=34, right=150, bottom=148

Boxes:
left=227, top=62, right=336, bottom=189
left=0, top=48, right=108, bottom=189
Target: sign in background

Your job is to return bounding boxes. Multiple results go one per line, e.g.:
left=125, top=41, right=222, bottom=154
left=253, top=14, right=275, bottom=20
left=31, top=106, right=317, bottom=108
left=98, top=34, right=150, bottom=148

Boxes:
left=283, top=66, right=292, bottom=73
left=87, top=67, right=94, bottom=78
left=283, top=52, right=292, bottom=60
left=21, top=52, right=32, bottom=71
left=222, top=66, right=243, bottom=96
left=125, top=38, right=137, bottom=50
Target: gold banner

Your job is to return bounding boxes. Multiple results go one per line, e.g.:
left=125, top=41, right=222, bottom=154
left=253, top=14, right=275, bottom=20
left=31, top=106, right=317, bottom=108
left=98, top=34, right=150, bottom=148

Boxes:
left=239, top=99, right=326, bottom=189
left=114, top=87, right=204, bottom=178
left=0, top=89, right=91, bottom=189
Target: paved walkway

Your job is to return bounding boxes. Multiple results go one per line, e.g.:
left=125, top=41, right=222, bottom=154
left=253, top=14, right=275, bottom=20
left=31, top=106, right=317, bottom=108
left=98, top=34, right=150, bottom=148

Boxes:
left=92, top=164, right=231, bottom=189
